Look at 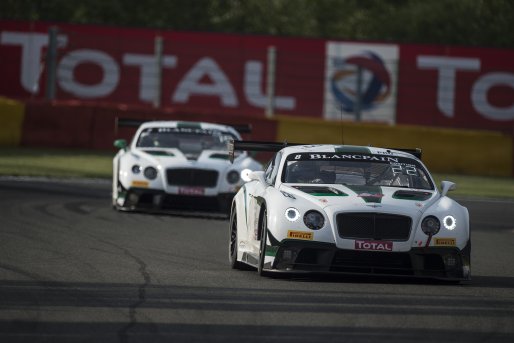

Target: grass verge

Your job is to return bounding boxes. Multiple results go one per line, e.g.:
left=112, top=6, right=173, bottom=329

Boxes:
left=0, top=147, right=113, bottom=179
left=0, top=147, right=513, bottom=200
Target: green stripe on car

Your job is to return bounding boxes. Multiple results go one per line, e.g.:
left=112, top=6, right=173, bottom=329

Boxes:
left=177, top=122, right=202, bottom=129
left=334, top=146, right=371, bottom=154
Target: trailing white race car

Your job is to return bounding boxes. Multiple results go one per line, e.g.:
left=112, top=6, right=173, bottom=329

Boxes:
left=112, top=120, right=262, bottom=213
left=228, top=141, right=471, bottom=281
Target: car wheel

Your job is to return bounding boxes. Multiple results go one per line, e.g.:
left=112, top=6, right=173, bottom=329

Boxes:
left=258, top=206, right=269, bottom=276
left=229, top=208, right=245, bottom=270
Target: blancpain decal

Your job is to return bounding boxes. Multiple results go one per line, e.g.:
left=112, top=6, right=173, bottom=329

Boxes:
left=309, top=154, right=399, bottom=162
left=355, top=240, right=393, bottom=251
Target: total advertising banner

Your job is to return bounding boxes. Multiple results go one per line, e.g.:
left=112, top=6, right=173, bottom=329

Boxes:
left=0, top=20, right=513, bottom=132
left=397, top=44, right=514, bottom=132
left=0, top=20, right=325, bottom=117
left=323, top=42, right=399, bottom=123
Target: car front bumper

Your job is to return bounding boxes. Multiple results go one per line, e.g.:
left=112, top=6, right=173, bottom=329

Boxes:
left=266, top=239, right=471, bottom=281
left=119, top=187, right=235, bottom=213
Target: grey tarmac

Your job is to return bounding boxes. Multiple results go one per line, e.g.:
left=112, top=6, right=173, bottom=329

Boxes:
left=0, top=178, right=513, bottom=342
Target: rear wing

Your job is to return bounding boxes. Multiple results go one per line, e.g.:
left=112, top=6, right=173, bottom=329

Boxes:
left=228, top=139, right=422, bottom=163
left=114, top=118, right=150, bottom=135
left=228, top=140, right=304, bottom=163
left=228, top=124, right=252, bottom=134
left=114, top=117, right=252, bottom=135
left=391, top=148, right=422, bottom=159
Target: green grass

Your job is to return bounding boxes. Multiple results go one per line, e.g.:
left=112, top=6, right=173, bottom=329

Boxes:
left=1, top=147, right=513, bottom=200
left=0, top=147, right=113, bottom=179
left=432, top=174, right=514, bottom=200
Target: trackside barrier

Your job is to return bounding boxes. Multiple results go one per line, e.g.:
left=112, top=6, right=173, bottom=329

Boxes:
left=20, top=101, right=278, bottom=150
left=7, top=100, right=513, bottom=177
left=276, top=115, right=513, bottom=177
left=0, top=97, right=24, bottom=146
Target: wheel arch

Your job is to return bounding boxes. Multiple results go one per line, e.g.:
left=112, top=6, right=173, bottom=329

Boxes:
left=257, top=199, right=267, bottom=242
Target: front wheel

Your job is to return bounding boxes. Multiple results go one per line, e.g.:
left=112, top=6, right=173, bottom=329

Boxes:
left=229, top=208, right=245, bottom=270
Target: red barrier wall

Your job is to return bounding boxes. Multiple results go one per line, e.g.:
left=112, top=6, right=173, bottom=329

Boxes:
left=2, top=20, right=513, bottom=133
left=21, top=101, right=278, bottom=150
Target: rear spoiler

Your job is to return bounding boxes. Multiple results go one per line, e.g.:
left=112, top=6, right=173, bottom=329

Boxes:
left=228, top=140, right=304, bottom=163
left=228, top=124, right=252, bottom=134
left=115, top=117, right=252, bottom=135
left=390, top=148, right=422, bottom=159
left=228, top=140, right=422, bottom=163
left=114, top=118, right=150, bottom=135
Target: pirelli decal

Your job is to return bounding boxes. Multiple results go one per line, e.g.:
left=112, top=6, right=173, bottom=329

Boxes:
left=287, top=230, right=313, bottom=240
left=131, top=180, right=149, bottom=187
left=434, top=238, right=456, bottom=246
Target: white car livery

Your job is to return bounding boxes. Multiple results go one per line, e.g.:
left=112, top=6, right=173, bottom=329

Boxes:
left=228, top=141, right=471, bottom=281
left=113, top=120, right=262, bottom=213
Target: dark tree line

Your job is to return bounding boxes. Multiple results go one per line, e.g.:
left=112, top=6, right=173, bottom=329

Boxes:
left=1, top=0, right=513, bottom=48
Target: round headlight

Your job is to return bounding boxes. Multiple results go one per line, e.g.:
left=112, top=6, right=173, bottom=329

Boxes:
left=421, top=215, right=440, bottom=236
left=285, top=207, right=300, bottom=222
left=132, top=165, right=141, bottom=174
left=144, top=166, right=158, bottom=180
left=443, top=215, right=457, bottom=230
left=227, top=170, right=240, bottom=184
left=303, top=210, right=325, bottom=230
left=241, top=169, right=252, bottom=182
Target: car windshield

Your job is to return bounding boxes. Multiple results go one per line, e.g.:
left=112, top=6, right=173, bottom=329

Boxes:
left=283, top=153, right=433, bottom=190
left=136, top=127, right=238, bottom=158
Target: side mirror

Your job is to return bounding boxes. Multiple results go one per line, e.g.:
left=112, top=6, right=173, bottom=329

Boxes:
left=114, top=139, right=128, bottom=150
left=249, top=171, right=266, bottom=185
left=440, top=181, right=456, bottom=197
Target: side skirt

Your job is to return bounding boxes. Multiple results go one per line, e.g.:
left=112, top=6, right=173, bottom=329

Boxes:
left=242, top=252, right=259, bottom=268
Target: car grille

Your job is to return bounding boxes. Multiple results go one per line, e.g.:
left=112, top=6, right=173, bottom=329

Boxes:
left=166, top=168, right=219, bottom=187
left=336, top=213, right=412, bottom=241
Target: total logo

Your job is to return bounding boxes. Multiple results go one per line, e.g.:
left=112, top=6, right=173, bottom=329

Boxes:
left=355, top=240, right=393, bottom=251
left=330, top=51, right=392, bottom=112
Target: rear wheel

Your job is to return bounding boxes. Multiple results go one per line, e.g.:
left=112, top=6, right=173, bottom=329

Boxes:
left=229, top=208, right=245, bottom=270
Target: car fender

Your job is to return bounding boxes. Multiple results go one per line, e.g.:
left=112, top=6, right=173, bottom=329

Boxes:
left=412, top=196, right=470, bottom=249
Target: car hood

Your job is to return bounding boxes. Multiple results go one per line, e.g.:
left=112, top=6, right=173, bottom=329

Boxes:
left=280, top=183, right=438, bottom=215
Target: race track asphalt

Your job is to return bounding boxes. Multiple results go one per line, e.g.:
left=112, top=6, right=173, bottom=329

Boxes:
left=0, top=177, right=513, bottom=343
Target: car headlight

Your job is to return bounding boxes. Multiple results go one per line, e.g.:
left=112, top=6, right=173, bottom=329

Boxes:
left=241, top=169, right=252, bottom=182
left=144, top=166, right=158, bottom=180
left=303, top=210, right=325, bottom=230
left=443, top=215, right=457, bottom=230
left=132, top=165, right=141, bottom=174
left=421, top=215, right=440, bottom=235
left=227, top=170, right=240, bottom=184
left=285, top=207, right=300, bottom=222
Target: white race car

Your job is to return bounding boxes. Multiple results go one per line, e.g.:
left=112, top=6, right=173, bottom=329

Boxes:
left=112, top=120, right=262, bottom=213
left=228, top=141, right=470, bottom=281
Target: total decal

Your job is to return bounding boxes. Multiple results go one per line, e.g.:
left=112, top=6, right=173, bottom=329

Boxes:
left=323, top=42, right=399, bottom=123
left=355, top=240, right=393, bottom=252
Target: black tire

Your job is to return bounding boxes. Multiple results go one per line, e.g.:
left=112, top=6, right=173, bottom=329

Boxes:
left=258, top=207, right=269, bottom=276
left=229, top=207, right=245, bottom=270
